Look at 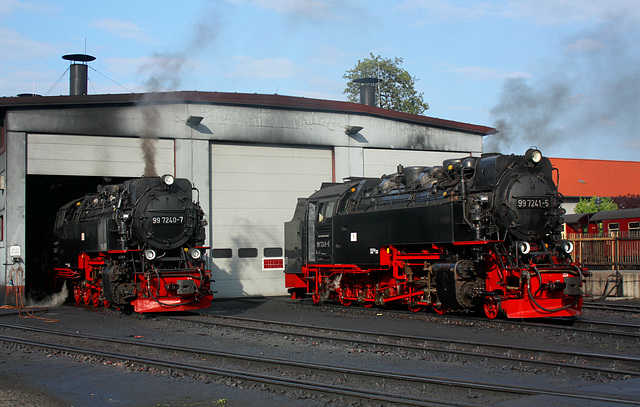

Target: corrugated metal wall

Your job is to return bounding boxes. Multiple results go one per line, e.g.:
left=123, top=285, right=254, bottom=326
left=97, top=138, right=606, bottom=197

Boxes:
left=209, top=143, right=333, bottom=297
left=27, top=134, right=174, bottom=177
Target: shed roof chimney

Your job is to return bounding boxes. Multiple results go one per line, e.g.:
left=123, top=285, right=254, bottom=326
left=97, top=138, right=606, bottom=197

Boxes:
left=62, top=53, right=96, bottom=96
left=354, top=77, right=380, bottom=107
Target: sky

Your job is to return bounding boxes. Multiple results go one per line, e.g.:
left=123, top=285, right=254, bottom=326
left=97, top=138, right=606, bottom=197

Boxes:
left=1, top=0, right=639, bottom=161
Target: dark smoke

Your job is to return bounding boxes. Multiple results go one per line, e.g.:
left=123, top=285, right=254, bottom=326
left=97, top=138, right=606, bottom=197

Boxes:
left=137, top=6, right=221, bottom=176
left=487, top=16, right=640, bottom=160
left=489, top=78, right=572, bottom=154
left=141, top=105, right=159, bottom=177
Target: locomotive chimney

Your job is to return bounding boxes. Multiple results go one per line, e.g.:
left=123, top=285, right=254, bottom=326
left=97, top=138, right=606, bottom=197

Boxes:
left=354, top=77, right=380, bottom=107
left=62, top=53, right=96, bottom=96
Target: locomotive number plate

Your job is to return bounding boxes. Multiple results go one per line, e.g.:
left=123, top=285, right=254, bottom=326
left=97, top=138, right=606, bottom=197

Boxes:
left=152, top=216, right=184, bottom=224
left=516, top=198, right=550, bottom=208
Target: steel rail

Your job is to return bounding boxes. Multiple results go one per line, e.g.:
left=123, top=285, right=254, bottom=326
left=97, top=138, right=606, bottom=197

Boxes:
left=164, top=314, right=640, bottom=376
left=1, top=329, right=638, bottom=406
left=307, top=300, right=640, bottom=339
left=582, top=302, right=640, bottom=314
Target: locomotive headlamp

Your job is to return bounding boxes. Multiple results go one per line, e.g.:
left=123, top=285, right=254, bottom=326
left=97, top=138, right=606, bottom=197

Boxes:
left=525, top=148, right=542, bottom=164
left=561, top=240, right=574, bottom=254
left=144, top=249, right=157, bottom=260
left=161, top=174, right=175, bottom=186
left=189, top=248, right=202, bottom=260
left=518, top=241, right=531, bottom=255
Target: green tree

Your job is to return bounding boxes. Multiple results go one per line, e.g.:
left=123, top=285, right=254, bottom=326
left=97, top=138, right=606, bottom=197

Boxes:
left=574, top=196, right=618, bottom=213
left=343, top=53, right=429, bottom=115
left=612, top=194, right=640, bottom=209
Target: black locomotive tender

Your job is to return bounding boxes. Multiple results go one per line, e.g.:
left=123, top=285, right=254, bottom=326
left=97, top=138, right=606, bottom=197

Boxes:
left=54, top=174, right=213, bottom=312
left=285, top=149, right=586, bottom=318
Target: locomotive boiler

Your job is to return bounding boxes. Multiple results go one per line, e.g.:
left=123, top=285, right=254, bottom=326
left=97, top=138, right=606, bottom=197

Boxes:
left=54, top=175, right=213, bottom=313
left=285, top=149, right=587, bottom=318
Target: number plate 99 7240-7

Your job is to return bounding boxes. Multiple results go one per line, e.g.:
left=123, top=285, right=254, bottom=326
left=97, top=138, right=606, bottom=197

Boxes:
left=152, top=216, right=184, bottom=224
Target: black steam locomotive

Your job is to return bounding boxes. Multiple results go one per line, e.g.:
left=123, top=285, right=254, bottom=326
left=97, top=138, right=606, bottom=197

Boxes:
left=285, top=149, right=586, bottom=318
left=54, top=175, right=213, bottom=312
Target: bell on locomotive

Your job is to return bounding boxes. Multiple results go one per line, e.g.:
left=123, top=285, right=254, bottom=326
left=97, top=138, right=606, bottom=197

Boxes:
left=53, top=174, right=213, bottom=313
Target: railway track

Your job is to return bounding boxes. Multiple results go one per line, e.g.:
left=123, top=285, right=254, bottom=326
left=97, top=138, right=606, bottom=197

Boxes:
left=4, top=321, right=637, bottom=406
left=293, top=298, right=640, bottom=340
left=164, top=313, right=640, bottom=379
left=582, top=301, right=640, bottom=314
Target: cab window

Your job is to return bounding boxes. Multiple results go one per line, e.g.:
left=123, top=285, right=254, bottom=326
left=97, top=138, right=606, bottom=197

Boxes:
left=317, top=201, right=335, bottom=223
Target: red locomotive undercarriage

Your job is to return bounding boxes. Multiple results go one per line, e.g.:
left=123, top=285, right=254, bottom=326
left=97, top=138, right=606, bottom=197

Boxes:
left=286, top=242, right=587, bottom=319
left=56, top=250, right=213, bottom=313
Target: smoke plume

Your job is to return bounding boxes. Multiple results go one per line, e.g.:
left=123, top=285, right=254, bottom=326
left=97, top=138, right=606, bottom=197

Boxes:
left=487, top=16, right=640, bottom=160
left=137, top=6, right=221, bottom=176
left=26, top=282, right=69, bottom=307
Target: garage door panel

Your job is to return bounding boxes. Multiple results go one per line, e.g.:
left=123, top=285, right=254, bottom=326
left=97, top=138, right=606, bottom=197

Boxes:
left=212, top=144, right=327, bottom=159
left=212, top=159, right=328, bottom=177
left=213, top=173, right=325, bottom=190
left=27, top=134, right=174, bottom=177
left=210, top=143, right=332, bottom=298
left=211, top=272, right=285, bottom=297
left=213, top=190, right=314, bottom=209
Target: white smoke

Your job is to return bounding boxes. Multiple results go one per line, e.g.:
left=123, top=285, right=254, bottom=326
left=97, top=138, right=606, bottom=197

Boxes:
left=26, top=282, right=69, bottom=308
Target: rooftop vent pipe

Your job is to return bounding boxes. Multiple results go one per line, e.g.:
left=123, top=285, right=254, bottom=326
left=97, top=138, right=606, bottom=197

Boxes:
left=62, top=53, right=96, bottom=96
left=354, top=77, right=380, bottom=107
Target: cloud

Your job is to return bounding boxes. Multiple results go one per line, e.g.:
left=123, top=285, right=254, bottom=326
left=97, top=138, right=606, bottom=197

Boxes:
left=0, top=27, right=58, bottom=61
left=448, top=66, right=531, bottom=82
left=401, top=0, right=640, bottom=26
left=501, top=0, right=640, bottom=25
left=0, top=0, right=58, bottom=16
left=565, top=38, right=604, bottom=52
left=226, top=56, right=298, bottom=79
left=227, top=0, right=364, bottom=21
left=399, top=0, right=498, bottom=23
left=309, top=43, right=347, bottom=67
left=92, top=18, right=147, bottom=41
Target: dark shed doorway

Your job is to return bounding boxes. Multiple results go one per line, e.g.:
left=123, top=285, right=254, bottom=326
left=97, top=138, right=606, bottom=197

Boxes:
left=25, top=174, right=129, bottom=301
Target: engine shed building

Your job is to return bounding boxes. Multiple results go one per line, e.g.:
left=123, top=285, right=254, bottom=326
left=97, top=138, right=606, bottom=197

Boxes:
left=0, top=91, right=495, bottom=305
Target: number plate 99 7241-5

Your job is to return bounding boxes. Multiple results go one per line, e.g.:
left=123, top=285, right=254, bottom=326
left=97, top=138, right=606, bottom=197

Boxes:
left=516, top=198, right=550, bottom=208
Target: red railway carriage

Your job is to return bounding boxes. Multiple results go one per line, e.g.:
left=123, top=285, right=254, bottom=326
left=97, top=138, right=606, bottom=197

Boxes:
left=588, top=208, right=640, bottom=236
left=564, top=208, right=640, bottom=271
left=565, top=209, right=640, bottom=236
left=54, top=175, right=213, bottom=313
left=285, top=150, right=587, bottom=319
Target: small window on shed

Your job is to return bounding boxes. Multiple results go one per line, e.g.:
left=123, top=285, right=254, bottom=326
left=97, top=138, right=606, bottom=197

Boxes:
left=608, top=223, right=620, bottom=236
left=212, top=248, right=233, bottom=258
left=629, top=222, right=640, bottom=237
left=263, top=247, right=283, bottom=257
left=238, top=248, right=258, bottom=258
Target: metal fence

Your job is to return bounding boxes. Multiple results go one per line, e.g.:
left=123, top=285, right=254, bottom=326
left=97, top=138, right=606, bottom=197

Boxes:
left=567, top=232, right=640, bottom=270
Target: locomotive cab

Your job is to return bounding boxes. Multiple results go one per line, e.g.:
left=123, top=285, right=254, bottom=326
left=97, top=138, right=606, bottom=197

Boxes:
left=284, top=182, right=358, bottom=297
